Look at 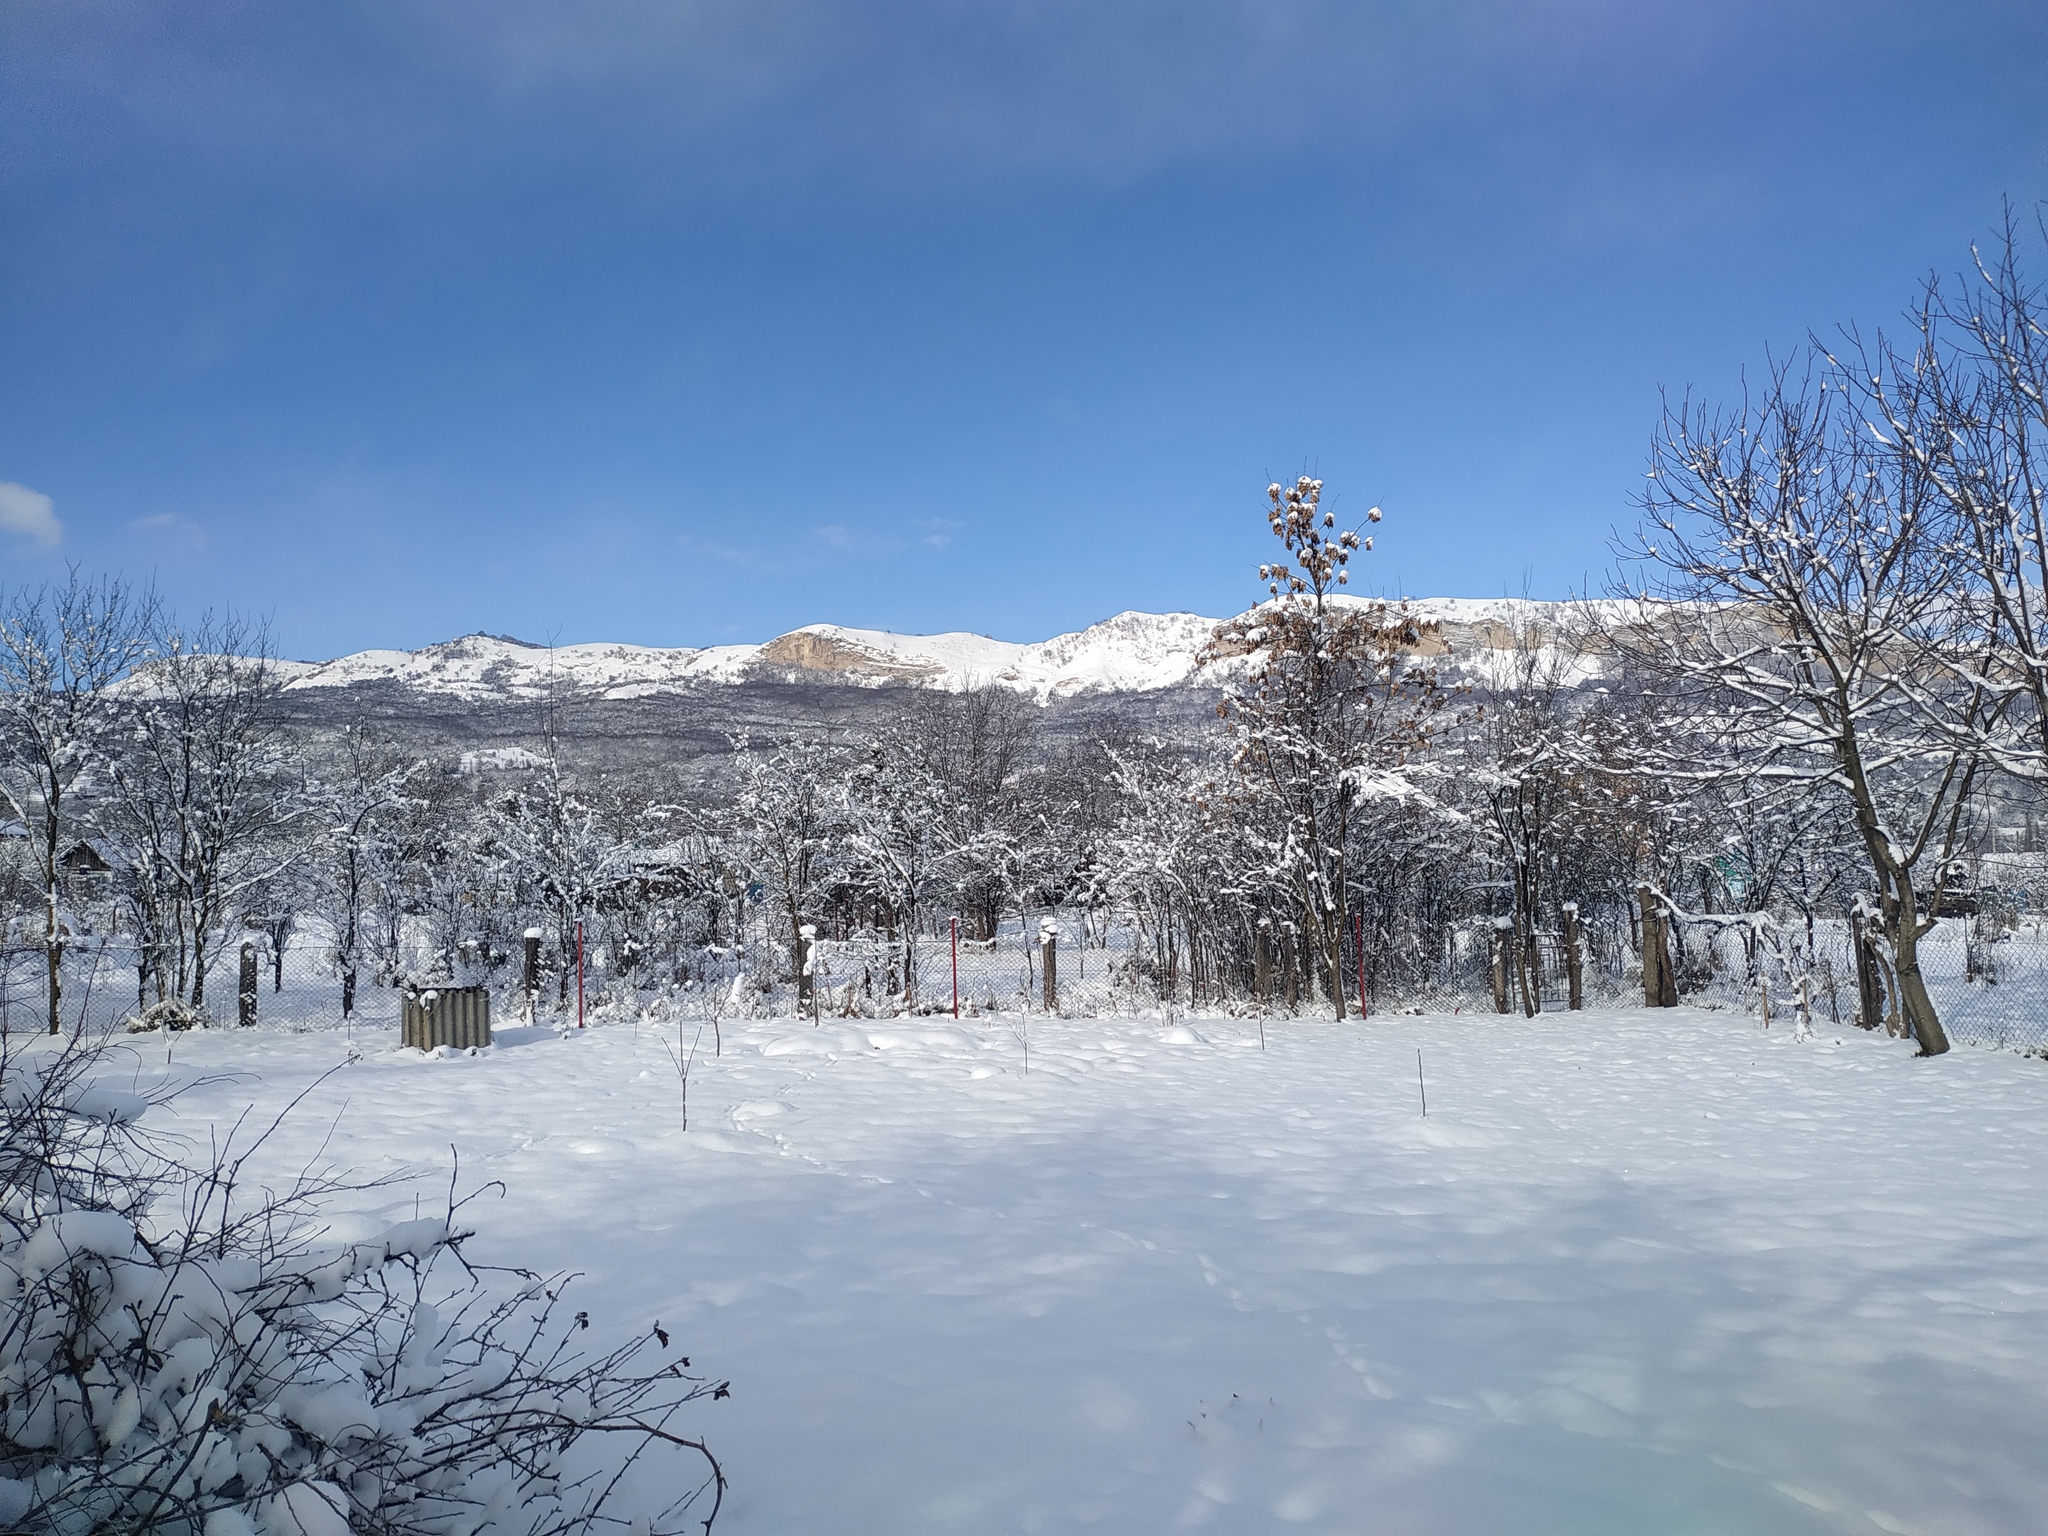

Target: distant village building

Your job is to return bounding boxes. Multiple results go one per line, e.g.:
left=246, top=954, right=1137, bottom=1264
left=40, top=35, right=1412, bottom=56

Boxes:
left=59, top=841, right=117, bottom=878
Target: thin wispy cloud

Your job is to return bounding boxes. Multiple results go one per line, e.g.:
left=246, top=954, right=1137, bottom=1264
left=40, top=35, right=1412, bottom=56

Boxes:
left=809, top=520, right=966, bottom=556
left=5, top=1, right=1635, bottom=195
left=675, top=529, right=765, bottom=569
left=0, top=482, right=63, bottom=548
left=126, top=511, right=207, bottom=550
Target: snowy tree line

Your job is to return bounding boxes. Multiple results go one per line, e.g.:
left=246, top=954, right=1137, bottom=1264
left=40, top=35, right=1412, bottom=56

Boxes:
left=2, top=217, right=2043, bottom=1054
left=0, top=590, right=309, bottom=1038
left=3, top=573, right=2036, bottom=1048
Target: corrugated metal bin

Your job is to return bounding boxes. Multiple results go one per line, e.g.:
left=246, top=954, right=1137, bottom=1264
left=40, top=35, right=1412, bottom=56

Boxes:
left=403, top=985, right=492, bottom=1050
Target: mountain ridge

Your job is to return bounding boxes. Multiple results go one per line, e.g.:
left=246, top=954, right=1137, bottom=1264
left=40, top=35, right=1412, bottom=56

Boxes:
left=273, top=598, right=1579, bottom=705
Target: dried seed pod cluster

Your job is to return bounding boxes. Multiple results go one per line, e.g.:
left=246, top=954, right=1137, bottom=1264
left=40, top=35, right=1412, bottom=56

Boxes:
left=1261, top=477, right=1377, bottom=597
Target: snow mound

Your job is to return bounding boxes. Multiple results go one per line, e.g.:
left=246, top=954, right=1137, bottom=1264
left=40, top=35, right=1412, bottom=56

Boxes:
left=1369, top=1117, right=1501, bottom=1149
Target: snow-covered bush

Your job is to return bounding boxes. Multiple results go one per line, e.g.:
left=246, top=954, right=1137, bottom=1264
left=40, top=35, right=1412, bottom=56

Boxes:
left=124, top=997, right=209, bottom=1033
left=0, top=1032, right=725, bottom=1534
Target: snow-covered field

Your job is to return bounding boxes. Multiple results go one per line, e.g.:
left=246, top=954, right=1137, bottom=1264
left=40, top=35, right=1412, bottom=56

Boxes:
left=68, top=1008, right=2047, bottom=1535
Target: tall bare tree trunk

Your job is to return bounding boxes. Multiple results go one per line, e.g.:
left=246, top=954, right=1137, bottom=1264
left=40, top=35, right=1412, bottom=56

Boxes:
left=42, top=821, right=61, bottom=1036
left=43, top=897, right=61, bottom=1040
left=1325, top=924, right=1346, bottom=1022
left=1637, top=885, right=1677, bottom=1008
left=1888, top=881, right=1949, bottom=1055
left=1516, top=914, right=1540, bottom=1018
left=1562, top=904, right=1584, bottom=1012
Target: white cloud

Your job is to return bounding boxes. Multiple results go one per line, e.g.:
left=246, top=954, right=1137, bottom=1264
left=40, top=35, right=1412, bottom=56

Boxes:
left=24, top=2, right=1516, bottom=198
left=126, top=512, right=208, bottom=550
left=0, top=482, right=62, bottom=548
left=810, top=520, right=964, bottom=555
left=674, top=529, right=763, bottom=568
left=812, top=524, right=859, bottom=551
left=395, top=1, right=1496, bottom=185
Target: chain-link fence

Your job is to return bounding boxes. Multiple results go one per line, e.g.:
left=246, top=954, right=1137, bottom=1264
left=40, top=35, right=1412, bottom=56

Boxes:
left=4, top=900, right=2043, bottom=1054
left=0, top=930, right=401, bottom=1038
left=1664, top=908, right=2048, bottom=1054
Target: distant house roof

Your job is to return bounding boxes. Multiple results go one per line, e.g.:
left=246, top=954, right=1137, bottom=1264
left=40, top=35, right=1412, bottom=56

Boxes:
left=59, top=841, right=117, bottom=875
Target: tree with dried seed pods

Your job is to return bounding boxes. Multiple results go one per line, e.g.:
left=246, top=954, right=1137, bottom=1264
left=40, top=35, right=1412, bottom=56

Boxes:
left=1202, top=478, right=1455, bottom=1020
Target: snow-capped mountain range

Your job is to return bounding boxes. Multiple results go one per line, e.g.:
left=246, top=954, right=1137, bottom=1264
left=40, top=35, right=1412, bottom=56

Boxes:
left=273, top=599, right=1567, bottom=704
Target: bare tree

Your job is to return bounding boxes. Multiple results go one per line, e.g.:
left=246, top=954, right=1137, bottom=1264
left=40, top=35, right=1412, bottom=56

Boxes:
left=1203, top=478, right=1452, bottom=1018
left=1626, top=356, right=2001, bottom=1054
left=728, top=736, right=844, bottom=983
left=901, top=687, right=1038, bottom=939
left=1100, top=741, right=1237, bottom=1006
left=309, top=720, right=422, bottom=1018
left=499, top=741, right=627, bottom=1007
left=839, top=731, right=956, bottom=1007
left=96, top=613, right=303, bottom=1014
left=1838, top=203, right=2047, bottom=782
left=0, top=574, right=156, bottom=1033
left=1472, top=605, right=1587, bottom=1017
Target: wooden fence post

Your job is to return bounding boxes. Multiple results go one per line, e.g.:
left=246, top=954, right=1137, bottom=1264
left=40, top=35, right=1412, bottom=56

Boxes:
left=1637, top=884, right=1678, bottom=1008
left=1039, top=917, right=1058, bottom=1013
left=798, top=923, right=818, bottom=1023
left=238, top=941, right=258, bottom=1028
left=1637, top=886, right=1658, bottom=1006
left=1354, top=913, right=1368, bottom=1020
left=1490, top=918, right=1512, bottom=1013
left=1562, top=902, right=1584, bottom=1011
left=523, top=927, right=542, bottom=1020
left=1656, top=906, right=1678, bottom=1007
left=1513, top=913, right=1540, bottom=1018
left=1851, top=899, right=1884, bottom=1030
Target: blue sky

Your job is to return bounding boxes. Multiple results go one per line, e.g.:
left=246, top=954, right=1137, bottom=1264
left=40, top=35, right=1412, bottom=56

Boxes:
left=2, top=1, right=2043, bottom=660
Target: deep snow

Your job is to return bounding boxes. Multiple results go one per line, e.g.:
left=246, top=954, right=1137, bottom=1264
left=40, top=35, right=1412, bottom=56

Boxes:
left=73, top=1008, right=2048, bottom=1535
